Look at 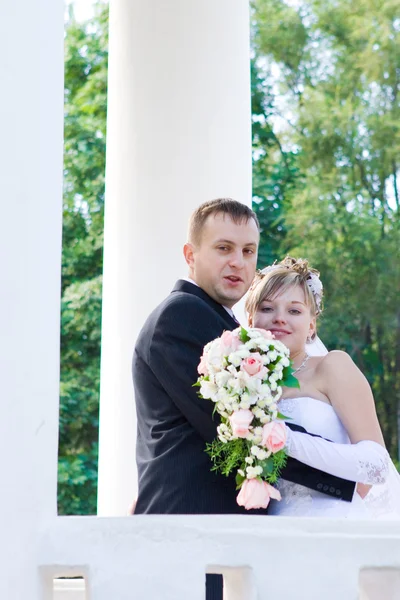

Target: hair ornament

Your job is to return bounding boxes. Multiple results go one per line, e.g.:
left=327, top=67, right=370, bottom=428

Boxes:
left=306, top=271, right=323, bottom=312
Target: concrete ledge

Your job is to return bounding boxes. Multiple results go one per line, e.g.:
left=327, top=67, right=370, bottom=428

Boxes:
left=39, top=515, right=400, bottom=600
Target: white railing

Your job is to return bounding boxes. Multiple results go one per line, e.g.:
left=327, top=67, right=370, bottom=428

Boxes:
left=43, top=515, right=400, bottom=600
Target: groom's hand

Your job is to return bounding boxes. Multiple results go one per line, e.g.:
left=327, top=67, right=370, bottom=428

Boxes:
left=286, top=421, right=329, bottom=441
left=356, top=483, right=372, bottom=499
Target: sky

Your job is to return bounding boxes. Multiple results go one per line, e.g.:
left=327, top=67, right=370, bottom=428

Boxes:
left=66, top=0, right=97, bottom=22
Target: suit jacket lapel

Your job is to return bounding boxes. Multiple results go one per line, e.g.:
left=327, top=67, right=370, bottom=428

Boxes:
left=172, top=280, right=239, bottom=329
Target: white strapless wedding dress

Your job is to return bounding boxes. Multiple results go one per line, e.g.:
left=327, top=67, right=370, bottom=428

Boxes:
left=268, top=397, right=400, bottom=518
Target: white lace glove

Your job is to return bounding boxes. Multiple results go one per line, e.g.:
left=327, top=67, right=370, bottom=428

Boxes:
left=285, top=426, right=390, bottom=485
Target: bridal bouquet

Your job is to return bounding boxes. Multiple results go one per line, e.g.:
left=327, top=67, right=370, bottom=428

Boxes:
left=196, top=327, right=299, bottom=510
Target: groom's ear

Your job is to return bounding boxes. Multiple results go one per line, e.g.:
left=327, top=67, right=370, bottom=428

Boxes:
left=183, top=243, right=195, bottom=268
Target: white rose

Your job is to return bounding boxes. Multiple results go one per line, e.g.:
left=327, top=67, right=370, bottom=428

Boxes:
left=215, top=370, right=231, bottom=388
left=217, top=387, right=233, bottom=404
left=207, top=339, right=224, bottom=369
left=228, top=378, right=244, bottom=396
left=260, top=414, right=271, bottom=424
left=246, top=377, right=262, bottom=394
left=236, top=369, right=250, bottom=389
left=274, top=341, right=288, bottom=354
left=240, top=392, right=250, bottom=405
left=203, top=341, right=213, bottom=354
left=200, top=381, right=218, bottom=400
left=257, top=448, right=270, bottom=460
left=246, top=465, right=263, bottom=478
left=217, top=423, right=232, bottom=442
left=249, top=393, right=259, bottom=406
left=252, top=407, right=265, bottom=420
left=247, top=329, right=261, bottom=339
left=244, top=339, right=257, bottom=350
left=260, top=383, right=272, bottom=396
left=258, top=343, right=270, bottom=353
left=236, top=347, right=251, bottom=359
left=252, top=446, right=269, bottom=460
left=228, top=351, right=242, bottom=367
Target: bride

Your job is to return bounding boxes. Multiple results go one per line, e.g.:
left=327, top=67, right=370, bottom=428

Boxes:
left=245, top=256, right=399, bottom=518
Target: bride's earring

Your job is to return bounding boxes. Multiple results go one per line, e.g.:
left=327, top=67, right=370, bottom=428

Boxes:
left=306, top=334, right=313, bottom=343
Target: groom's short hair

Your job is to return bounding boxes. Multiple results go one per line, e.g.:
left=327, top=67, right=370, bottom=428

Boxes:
left=188, top=198, right=259, bottom=246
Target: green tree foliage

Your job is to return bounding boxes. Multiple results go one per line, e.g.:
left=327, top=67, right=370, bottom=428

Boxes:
left=252, top=0, right=400, bottom=456
left=59, top=3, right=108, bottom=514
left=60, top=0, right=399, bottom=514
left=252, top=58, right=302, bottom=267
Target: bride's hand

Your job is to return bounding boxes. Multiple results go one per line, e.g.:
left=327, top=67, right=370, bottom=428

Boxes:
left=356, top=483, right=372, bottom=499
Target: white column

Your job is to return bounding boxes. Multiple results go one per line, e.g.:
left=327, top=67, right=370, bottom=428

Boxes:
left=98, top=0, right=252, bottom=515
left=0, top=0, right=64, bottom=596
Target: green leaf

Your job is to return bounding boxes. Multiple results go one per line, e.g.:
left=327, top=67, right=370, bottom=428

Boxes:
left=239, top=327, right=250, bottom=343
left=235, top=471, right=245, bottom=489
left=282, top=373, right=300, bottom=388
left=261, top=457, right=274, bottom=477
left=277, top=411, right=291, bottom=420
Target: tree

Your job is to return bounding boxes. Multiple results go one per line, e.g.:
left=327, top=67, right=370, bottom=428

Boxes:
left=252, top=0, right=400, bottom=456
left=59, top=2, right=108, bottom=514
left=251, top=58, right=302, bottom=267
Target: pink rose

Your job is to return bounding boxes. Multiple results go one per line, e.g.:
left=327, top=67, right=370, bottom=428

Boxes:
left=221, top=330, right=241, bottom=355
left=241, top=352, right=266, bottom=378
left=261, top=421, right=287, bottom=453
left=197, top=353, right=209, bottom=376
left=237, top=479, right=281, bottom=510
left=229, top=409, right=254, bottom=438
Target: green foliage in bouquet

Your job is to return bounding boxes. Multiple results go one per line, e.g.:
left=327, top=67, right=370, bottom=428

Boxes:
left=198, top=327, right=297, bottom=495
left=206, top=439, right=288, bottom=488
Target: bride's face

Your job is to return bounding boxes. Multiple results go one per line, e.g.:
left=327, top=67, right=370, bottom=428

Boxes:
left=250, top=284, right=316, bottom=356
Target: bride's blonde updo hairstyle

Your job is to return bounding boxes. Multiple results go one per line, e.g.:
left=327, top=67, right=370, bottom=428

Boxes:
left=245, top=257, right=324, bottom=338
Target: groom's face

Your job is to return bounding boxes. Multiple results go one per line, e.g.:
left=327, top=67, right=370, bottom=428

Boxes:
left=185, top=212, right=259, bottom=308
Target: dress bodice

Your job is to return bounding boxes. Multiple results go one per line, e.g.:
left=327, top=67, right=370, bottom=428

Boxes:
left=269, top=396, right=368, bottom=518
left=279, top=396, right=350, bottom=443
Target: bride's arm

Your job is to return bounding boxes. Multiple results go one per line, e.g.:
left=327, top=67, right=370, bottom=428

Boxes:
left=317, top=350, right=385, bottom=447
left=284, top=351, right=390, bottom=486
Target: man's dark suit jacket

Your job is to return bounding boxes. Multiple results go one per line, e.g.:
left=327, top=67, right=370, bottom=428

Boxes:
left=133, top=280, right=355, bottom=515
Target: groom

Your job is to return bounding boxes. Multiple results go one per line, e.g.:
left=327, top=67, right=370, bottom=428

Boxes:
left=132, top=199, right=355, bottom=595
